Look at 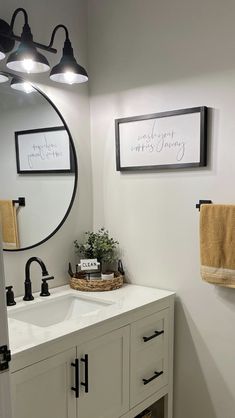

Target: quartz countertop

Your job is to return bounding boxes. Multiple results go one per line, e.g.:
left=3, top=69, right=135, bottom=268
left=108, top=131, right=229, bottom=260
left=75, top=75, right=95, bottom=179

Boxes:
left=8, top=284, right=174, bottom=357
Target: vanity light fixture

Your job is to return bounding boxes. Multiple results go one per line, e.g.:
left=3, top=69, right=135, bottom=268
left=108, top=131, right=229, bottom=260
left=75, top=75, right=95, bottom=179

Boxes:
left=6, top=9, right=50, bottom=73
left=49, top=25, right=88, bottom=84
left=10, top=77, right=34, bottom=93
left=0, top=8, right=88, bottom=84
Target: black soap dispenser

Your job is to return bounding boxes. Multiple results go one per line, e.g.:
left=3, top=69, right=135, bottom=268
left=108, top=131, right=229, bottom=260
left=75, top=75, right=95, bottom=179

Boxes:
left=5, top=286, right=16, bottom=306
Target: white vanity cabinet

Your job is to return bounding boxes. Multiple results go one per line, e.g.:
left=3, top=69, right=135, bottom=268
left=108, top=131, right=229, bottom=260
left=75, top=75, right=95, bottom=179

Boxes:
left=9, top=285, right=174, bottom=418
left=10, top=328, right=129, bottom=418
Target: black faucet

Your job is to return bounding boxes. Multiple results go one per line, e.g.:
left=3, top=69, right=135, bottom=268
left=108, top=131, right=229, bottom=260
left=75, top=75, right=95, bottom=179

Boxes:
left=23, top=257, right=54, bottom=301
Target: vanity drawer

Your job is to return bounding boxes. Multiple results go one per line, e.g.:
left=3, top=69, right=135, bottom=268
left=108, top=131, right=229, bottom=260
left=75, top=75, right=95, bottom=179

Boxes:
left=130, top=309, right=169, bottom=407
left=130, top=356, right=167, bottom=407
left=131, top=308, right=169, bottom=353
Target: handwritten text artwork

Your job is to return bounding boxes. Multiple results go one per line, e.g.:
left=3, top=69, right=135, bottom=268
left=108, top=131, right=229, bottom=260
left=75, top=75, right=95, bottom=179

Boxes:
left=15, top=127, right=72, bottom=173
left=115, top=107, right=207, bottom=171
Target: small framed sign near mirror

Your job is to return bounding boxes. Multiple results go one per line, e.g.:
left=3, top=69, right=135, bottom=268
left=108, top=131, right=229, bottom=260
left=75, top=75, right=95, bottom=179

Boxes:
left=15, top=126, right=75, bottom=174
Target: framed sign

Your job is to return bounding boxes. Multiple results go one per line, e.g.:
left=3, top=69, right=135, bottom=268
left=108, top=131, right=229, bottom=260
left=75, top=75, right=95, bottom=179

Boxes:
left=115, top=106, right=207, bottom=171
left=77, top=258, right=101, bottom=278
left=79, top=259, right=100, bottom=271
left=15, top=126, right=74, bottom=174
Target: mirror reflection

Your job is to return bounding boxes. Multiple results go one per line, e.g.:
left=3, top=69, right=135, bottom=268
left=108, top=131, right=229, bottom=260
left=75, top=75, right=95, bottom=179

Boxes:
left=0, top=73, right=77, bottom=251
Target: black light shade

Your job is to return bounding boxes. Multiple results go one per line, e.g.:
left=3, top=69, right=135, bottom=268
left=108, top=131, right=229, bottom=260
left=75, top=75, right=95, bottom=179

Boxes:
left=11, top=77, right=34, bottom=93
left=7, top=47, right=50, bottom=73
left=6, top=23, right=50, bottom=73
left=50, top=39, right=88, bottom=84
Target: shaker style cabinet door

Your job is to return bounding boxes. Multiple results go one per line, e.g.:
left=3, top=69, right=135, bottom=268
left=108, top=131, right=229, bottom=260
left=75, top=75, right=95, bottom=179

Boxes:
left=11, top=348, right=76, bottom=418
left=77, top=326, right=130, bottom=418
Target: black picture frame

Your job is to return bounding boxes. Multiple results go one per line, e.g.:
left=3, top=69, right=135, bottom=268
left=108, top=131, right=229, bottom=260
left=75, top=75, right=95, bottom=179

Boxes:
left=115, top=106, right=207, bottom=171
left=15, top=126, right=75, bottom=174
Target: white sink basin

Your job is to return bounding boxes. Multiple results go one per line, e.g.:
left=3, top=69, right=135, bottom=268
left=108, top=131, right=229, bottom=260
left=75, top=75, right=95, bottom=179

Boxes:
left=8, top=294, right=112, bottom=328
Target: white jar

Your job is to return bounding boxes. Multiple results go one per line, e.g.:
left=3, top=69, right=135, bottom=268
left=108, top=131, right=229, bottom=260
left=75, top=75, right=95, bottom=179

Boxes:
left=101, top=272, right=114, bottom=280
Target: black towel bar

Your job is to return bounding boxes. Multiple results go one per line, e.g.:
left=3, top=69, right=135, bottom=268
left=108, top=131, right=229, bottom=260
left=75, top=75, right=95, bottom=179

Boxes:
left=12, top=197, right=25, bottom=207
left=196, top=200, right=212, bottom=211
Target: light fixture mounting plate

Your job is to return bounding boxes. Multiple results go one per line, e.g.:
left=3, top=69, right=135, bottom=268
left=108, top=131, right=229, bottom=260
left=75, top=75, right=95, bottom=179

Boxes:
left=0, top=19, right=15, bottom=53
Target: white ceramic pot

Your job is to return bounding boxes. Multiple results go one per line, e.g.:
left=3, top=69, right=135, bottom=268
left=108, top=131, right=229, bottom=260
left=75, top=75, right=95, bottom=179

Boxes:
left=101, top=272, right=114, bottom=280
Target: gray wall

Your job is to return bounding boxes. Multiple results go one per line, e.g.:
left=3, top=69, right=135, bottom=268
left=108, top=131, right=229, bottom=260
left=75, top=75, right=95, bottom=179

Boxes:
left=87, top=1, right=235, bottom=417
left=1, top=0, right=93, bottom=296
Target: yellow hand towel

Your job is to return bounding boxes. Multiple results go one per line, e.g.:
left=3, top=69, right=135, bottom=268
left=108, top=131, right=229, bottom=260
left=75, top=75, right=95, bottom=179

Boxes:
left=0, top=200, right=19, bottom=249
left=200, top=204, right=235, bottom=288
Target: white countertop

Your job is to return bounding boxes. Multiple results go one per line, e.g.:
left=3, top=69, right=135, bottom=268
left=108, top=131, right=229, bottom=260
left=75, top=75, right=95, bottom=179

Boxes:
left=8, top=284, right=174, bottom=357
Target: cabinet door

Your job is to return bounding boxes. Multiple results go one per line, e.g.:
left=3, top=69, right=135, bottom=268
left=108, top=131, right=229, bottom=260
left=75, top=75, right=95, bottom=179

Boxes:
left=77, top=326, right=129, bottom=418
left=11, top=348, right=76, bottom=418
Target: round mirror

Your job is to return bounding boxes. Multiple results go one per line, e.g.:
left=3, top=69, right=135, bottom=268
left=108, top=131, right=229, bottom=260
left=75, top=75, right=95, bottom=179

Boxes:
left=0, top=72, right=77, bottom=251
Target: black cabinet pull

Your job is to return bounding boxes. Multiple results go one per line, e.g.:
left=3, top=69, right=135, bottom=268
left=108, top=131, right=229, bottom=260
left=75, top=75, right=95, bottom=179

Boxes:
left=142, top=371, right=163, bottom=385
left=81, top=354, right=89, bottom=393
left=71, top=359, right=79, bottom=398
left=143, top=330, right=164, bottom=342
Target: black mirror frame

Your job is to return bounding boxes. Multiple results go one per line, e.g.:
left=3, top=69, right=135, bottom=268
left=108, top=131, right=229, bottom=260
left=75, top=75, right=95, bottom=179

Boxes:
left=0, top=71, right=78, bottom=252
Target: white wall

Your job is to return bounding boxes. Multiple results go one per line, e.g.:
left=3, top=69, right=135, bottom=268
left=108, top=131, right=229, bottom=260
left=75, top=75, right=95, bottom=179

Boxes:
left=0, top=0, right=93, bottom=296
left=88, top=1, right=235, bottom=417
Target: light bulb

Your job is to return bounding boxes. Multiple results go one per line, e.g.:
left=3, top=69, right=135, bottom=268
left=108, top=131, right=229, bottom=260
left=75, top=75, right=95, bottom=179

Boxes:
left=64, top=71, right=76, bottom=84
left=22, top=82, right=34, bottom=93
left=11, top=78, right=34, bottom=93
left=22, top=58, right=35, bottom=73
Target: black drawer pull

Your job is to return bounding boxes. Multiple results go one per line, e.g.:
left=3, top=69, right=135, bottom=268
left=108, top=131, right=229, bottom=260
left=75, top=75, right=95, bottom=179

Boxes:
left=142, top=370, right=163, bottom=385
left=71, top=359, right=79, bottom=398
left=81, top=354, right=89, bottom=393
left=143, top=330, right=164, bottom=342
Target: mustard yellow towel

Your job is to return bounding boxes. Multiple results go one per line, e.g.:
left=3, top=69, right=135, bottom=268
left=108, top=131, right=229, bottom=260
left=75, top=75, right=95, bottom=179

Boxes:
left=0, top=200, right=19, bottom=249
left=200, top=204, right=235, bottom=288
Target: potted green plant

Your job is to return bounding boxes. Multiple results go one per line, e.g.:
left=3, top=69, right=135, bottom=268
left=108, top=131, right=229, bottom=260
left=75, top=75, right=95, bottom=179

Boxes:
left=74, top=228, right=119, bottom=278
